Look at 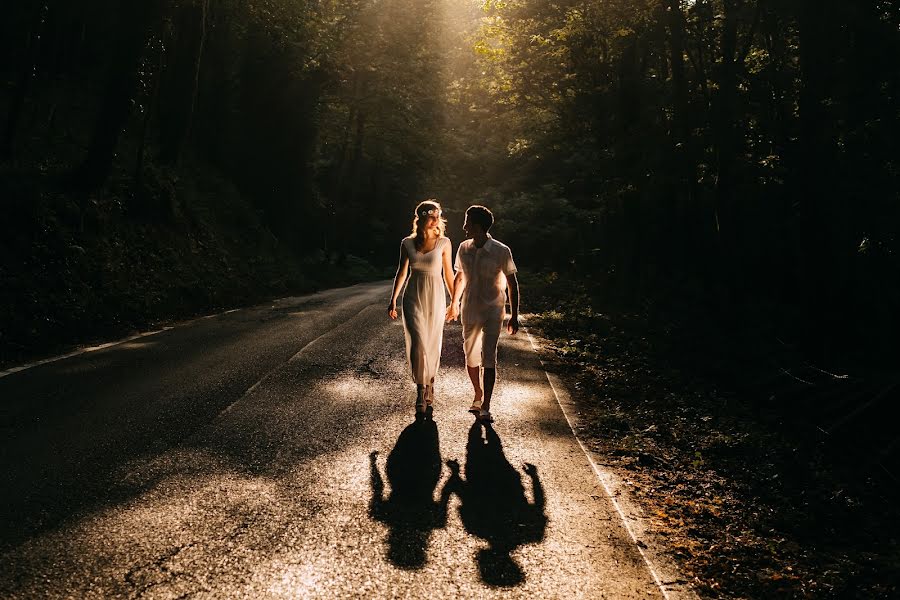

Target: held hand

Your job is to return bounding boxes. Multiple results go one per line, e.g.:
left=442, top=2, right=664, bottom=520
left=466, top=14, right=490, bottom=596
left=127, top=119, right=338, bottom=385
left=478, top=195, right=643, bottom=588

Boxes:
left=507, top=314, right=520, bottom=335
left=388, top=304, right=398, bottom=320
left=445, top=304, right=459, bottom=323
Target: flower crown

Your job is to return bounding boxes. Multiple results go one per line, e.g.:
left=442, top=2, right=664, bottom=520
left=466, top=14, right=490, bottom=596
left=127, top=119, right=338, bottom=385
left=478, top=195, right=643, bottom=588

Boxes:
left=418, top=208, right=441, bottom=218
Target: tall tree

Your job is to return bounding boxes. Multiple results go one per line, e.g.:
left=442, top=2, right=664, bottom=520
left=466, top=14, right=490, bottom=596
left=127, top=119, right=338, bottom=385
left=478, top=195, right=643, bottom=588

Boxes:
left=70, top=1, right=166, bottom=191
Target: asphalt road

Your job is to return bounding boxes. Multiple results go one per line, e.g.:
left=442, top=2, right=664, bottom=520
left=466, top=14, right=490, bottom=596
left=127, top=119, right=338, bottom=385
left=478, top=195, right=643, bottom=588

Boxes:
left=0, top=282, right=671, bottom=599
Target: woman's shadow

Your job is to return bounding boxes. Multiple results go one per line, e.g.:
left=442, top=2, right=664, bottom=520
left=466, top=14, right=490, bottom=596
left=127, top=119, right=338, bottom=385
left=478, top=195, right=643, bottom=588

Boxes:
left=369, top=419, right=450, bottom=569
left=444, top=423, right=547, bottom=587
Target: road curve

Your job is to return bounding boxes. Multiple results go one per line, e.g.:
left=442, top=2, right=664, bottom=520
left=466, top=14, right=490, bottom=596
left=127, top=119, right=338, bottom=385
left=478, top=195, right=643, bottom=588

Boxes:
left=1, top=281, right=674, bottom=599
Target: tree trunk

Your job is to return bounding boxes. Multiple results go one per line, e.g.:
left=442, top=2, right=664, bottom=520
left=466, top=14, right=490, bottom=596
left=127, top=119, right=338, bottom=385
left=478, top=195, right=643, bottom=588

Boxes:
left=664, top=0, right=700, bottom=265
left=135, top=41, right=165, bottom=184
left=158, top=0, right=208, bottom=165
left=761, top=3, right=790, bottom=152
left=797, top=0, right=841, bottom=352
left=713, top=0, right=740, bottom=254
left=666, top=0, right=689, bottom=148
left=69, top=1, right=164, bottom=191
left=1, top=2, right=46, bottom=162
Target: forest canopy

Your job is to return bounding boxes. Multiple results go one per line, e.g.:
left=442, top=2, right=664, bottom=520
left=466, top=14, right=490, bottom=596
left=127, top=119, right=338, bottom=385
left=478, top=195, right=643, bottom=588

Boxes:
left=1, top=0, right=899, bottom=359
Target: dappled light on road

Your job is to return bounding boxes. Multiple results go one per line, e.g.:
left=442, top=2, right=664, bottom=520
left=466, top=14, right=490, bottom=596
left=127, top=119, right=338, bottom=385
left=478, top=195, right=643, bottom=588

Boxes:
left=0, top=284, right=674, bottom=598
left=266, top=561, right=324, bottom=598
left=118, top=340, right=158, bottom=350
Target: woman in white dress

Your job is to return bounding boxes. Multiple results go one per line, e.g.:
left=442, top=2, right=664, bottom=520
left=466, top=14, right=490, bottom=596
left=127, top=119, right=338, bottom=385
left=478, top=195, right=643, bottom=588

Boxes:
left=388, top=200, right=454, bottom=417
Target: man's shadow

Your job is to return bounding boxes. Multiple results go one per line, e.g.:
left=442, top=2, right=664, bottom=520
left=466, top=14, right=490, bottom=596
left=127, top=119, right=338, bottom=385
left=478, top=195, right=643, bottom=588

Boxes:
left=444, top=423, right=547, bottom=587
left=369, top=419, right=450, bottom=569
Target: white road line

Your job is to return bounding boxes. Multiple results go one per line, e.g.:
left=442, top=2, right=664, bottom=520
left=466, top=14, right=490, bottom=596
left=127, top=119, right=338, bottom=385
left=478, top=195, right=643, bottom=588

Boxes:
left=0, top=307, right=253, bottom=379
left=214, top=302, right=379, bottom=420
left=524, top=326, right=677, bottom=600
left=0, top=282, right=390, bottom=380
left=0, top=327, right=173, bottom=379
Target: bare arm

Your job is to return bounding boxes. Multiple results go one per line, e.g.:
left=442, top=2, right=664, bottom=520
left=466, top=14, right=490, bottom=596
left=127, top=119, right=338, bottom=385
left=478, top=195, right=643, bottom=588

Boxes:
left=388, top=242, right=409, bottom=320
left=442, top=239, right=454, bottom=299
left=445, top=270, right=465, bottom=322
left=506, top=272, right=519, bottom=334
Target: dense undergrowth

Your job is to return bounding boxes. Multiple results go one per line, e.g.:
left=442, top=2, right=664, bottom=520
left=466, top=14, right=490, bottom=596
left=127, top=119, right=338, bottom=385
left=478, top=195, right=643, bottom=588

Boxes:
left=523, top=272, right=900, bottom=598
left=0, top=164, right=387, bottom=367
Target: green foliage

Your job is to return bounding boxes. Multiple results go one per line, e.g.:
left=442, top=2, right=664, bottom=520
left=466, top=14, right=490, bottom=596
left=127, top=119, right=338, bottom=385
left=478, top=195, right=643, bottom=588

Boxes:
left=489, top=187, right=586, bottom=269
left=0, top=0, right=898, bottom=360
left=439, top=0, right=900, bottom=357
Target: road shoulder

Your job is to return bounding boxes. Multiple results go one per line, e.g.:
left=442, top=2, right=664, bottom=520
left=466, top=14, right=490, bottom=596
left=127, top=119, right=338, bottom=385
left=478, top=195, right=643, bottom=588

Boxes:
left=522, top=328, right=698, bottom=600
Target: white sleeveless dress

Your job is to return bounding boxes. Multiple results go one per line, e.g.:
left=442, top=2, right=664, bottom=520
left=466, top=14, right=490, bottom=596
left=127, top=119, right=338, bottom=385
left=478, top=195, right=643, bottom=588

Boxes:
left=402, top=236, right=448, bottom=384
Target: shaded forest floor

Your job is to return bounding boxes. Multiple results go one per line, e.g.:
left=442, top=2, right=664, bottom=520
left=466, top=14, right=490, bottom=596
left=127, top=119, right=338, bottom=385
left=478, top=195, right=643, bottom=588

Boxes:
left=0, top=165, right=387, bottom=368
left=524, top=273, right=900, bottom=599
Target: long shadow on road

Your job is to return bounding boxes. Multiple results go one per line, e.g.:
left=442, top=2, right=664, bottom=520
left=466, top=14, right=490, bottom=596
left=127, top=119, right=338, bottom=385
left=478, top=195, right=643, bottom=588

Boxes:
left=369, top=419, right=450, bottom=569
left=444, top=423, right=548, bottom=587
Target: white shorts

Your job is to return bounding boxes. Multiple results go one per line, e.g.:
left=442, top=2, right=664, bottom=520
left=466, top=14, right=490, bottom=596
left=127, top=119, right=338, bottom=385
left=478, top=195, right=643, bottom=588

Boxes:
left=462, top=309, right=503, bottom=368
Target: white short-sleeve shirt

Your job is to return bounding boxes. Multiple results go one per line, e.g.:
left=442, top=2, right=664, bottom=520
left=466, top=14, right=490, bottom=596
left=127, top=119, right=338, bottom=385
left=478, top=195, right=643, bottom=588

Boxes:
left=455, top=235, right=517, bottom=321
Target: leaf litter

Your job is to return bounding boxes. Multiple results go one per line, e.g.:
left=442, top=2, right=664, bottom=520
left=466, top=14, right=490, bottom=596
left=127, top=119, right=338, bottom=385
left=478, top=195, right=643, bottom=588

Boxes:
left=525, top=276, right=900, bottom=599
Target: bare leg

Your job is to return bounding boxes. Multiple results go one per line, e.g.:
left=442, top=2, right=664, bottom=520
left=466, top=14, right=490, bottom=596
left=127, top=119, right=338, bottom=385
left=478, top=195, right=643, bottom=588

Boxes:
left=467, top=365, right=483, bottom=408
left=426, top=377, right=435, bottom=405
left=483, top=368, right=496, bottom=412
left=416, top=384, right=426, bottom=411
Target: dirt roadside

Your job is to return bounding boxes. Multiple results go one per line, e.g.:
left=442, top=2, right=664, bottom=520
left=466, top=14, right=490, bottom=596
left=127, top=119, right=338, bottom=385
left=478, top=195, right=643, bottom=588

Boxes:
left=523, top=275, right=900, bottom=599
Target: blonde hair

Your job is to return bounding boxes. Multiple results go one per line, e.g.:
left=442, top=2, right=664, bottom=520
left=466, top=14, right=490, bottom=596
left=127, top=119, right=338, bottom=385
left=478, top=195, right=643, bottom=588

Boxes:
left=410, top=199, right=446, bottom=251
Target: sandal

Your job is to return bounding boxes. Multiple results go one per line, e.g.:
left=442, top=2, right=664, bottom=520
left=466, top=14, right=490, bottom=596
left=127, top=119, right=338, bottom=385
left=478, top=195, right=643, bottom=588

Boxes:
left=424, top=386, right=435, bottom=419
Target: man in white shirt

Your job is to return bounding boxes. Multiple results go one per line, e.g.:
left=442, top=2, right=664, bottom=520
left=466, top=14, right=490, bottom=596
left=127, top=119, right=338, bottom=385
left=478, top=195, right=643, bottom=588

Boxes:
left=446, top=205, right=519, bottom=423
